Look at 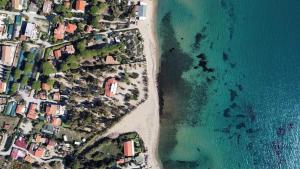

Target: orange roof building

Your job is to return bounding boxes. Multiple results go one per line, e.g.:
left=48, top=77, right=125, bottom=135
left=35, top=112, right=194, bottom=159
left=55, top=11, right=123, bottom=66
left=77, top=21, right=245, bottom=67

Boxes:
left=24, top=154, right=34, bottom=163
left=34, top=147, right=45, bottom=158
left=105, top=78, right=118, bottom=97
left=54, top=23, right=65, bottom=40
left=65, top=23, right=77, bottom=33
left=1, top=45, right=16, bottom=66
left=0, top=81, right=7, bottom=93
left=52, top=118, right=62, bottom=127
left=45, top=104, right=57, bottom=116
left=75, top=0, right=86, bottom=12
left=26, top=103, right=38, bottom=120
left=16, top=104, right=26, bottom=114
left=123, top=140, right=135, bottom=157
left=53, top=49, right=62, bottom=58
left=42, top=83, right=51, bottom=91
left=105, top=55, right=118, bottom=65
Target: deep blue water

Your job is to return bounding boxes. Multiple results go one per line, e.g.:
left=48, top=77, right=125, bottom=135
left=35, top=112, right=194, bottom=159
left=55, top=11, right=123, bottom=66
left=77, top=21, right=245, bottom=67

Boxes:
left=157, top=0, right=300, bottom=169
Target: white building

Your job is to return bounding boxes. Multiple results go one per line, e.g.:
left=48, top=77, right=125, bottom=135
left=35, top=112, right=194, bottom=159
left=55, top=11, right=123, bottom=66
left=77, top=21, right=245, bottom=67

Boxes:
left=24, top=23, right=38, bottom=40
left=137, top=2, right=147, bottom=20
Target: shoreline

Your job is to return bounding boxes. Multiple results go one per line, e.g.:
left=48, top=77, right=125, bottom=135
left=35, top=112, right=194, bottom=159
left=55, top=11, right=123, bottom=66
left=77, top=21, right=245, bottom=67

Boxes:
left=104, top=0, right=162, bottom=168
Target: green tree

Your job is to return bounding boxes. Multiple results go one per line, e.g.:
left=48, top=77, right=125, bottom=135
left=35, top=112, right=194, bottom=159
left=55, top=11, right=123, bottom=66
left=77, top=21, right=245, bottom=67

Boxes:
left=23, top=62, right=33, bottom=74
left=76, top=40, right=86, bottom=53
left=26, top=53, right=35, bottom=62
left=13, top=69, right=22, bottom=81
left=0, top=0, right=7, bottom=9
left=46, top=78, right=55, bottom=88
left=42, top=62, right=56, bottom=76
left=32, top=80, right=41, bottom=91
left=10, top=83, right=19, bottom=94
left=20, top=76, right=29, bottom=86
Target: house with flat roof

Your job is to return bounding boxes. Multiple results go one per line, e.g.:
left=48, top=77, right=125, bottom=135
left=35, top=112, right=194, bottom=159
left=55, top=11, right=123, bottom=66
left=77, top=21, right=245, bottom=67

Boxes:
left=42, top=0, right=52, bottom=14
left=137, top=2, right=147, bottom=20
left=1, top=45, right=16, bottom=66
left=24, top=23, right=38, bottom=40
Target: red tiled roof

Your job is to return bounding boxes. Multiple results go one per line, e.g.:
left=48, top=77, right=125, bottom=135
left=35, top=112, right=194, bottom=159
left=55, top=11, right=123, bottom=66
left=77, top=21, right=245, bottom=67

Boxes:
left=27, top=103, right=38, bottom=120
left=15, top=136, right=27, bottom=149
left=123, top=140, right=135, bottom=157
left=75, top=0, right=86, bottom=11
left=10, top=148, right=19, bottom=159
left=24, top=154, right=34, bottom=163
left=34, top=147, right=45, bottom=158
left=54, top=23, right=65, bottom=40
left=105, top=78, right=118, bottom=97
left=65, top=23, right=77, bottom=33
left=53, top=49, right=62, bottom=58
left=42, top=83, right=51, bottom=91
left=16, top=104, right=25, bottom=114
left=46, top=104, right=57, bottom=116
left=52, top=118, right=62, bottom=127
left=0, top=81, right=6, bottom=93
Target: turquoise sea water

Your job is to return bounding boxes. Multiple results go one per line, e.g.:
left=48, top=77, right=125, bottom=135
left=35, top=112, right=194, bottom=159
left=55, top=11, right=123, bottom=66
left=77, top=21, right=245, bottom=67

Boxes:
left=157, top=0, right=300, bottom=169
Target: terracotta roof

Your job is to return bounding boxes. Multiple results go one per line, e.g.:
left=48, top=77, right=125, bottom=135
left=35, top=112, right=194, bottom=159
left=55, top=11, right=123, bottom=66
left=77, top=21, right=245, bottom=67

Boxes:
left=15, top=136, right=27, bottom=149
left=123, top=140, right=135, bottom=157
left=46, top=104, right=57, bottom=116
left=0, top=81, right=7, bottom=93
left=63, top=45, right=75, bottom=54
left=47, top=140, right=56, bottom=150
left=54, top=23, right=65, bottom=40
left=34, top=147, right=45, bottom=157
left=24, top=154, right=34, bottom=163
left=42, top=83, right=51, bottom=91
left=105, top=55, right=118, bottom=65
left=53, top=49, right=62, bottom=58
left=16, top=104, right=25, bottom=114
left=27, top=103, right=38, bottom=120
left=52, top=118, right=62, bottom=127
left=53, top=92, right=61, bottom=101
left=65, top=23, right=77, bottom=33
left=75, top=0, right=86, bottom=12
left=10, top=148, right=19, bottom=159
left=1, top=45, right=15, bottom=66
left=105, top=78, right=118, bottom=97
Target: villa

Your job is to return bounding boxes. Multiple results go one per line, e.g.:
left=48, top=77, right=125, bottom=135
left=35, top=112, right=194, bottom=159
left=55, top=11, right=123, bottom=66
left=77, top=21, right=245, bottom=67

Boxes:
left=24, top=23, right=38, bottom=40
left=54, top=23, right=65, bottom=40
left=12, top=0, right=24, bottom=11
left=75, top=0, right=86, bottom=12
left=1, top=45, right=16, bottom=66
left=105, top=78, right=118, bottom=97
left=0, top=81, right=7, bottom=93
left=137, top=2, right=147, bottom=20
left=42, top=1, right=52, bottom=14
left=123, top=140, right=135, bottom=157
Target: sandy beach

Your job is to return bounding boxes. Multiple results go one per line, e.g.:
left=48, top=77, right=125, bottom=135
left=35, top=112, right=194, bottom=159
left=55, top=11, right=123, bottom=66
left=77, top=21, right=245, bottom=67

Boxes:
left=104, top=0, right=161, bottom=168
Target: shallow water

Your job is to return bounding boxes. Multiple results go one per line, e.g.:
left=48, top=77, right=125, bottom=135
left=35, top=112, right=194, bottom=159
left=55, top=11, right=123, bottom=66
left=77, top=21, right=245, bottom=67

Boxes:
left=157, top=0, right=300, bottom=168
